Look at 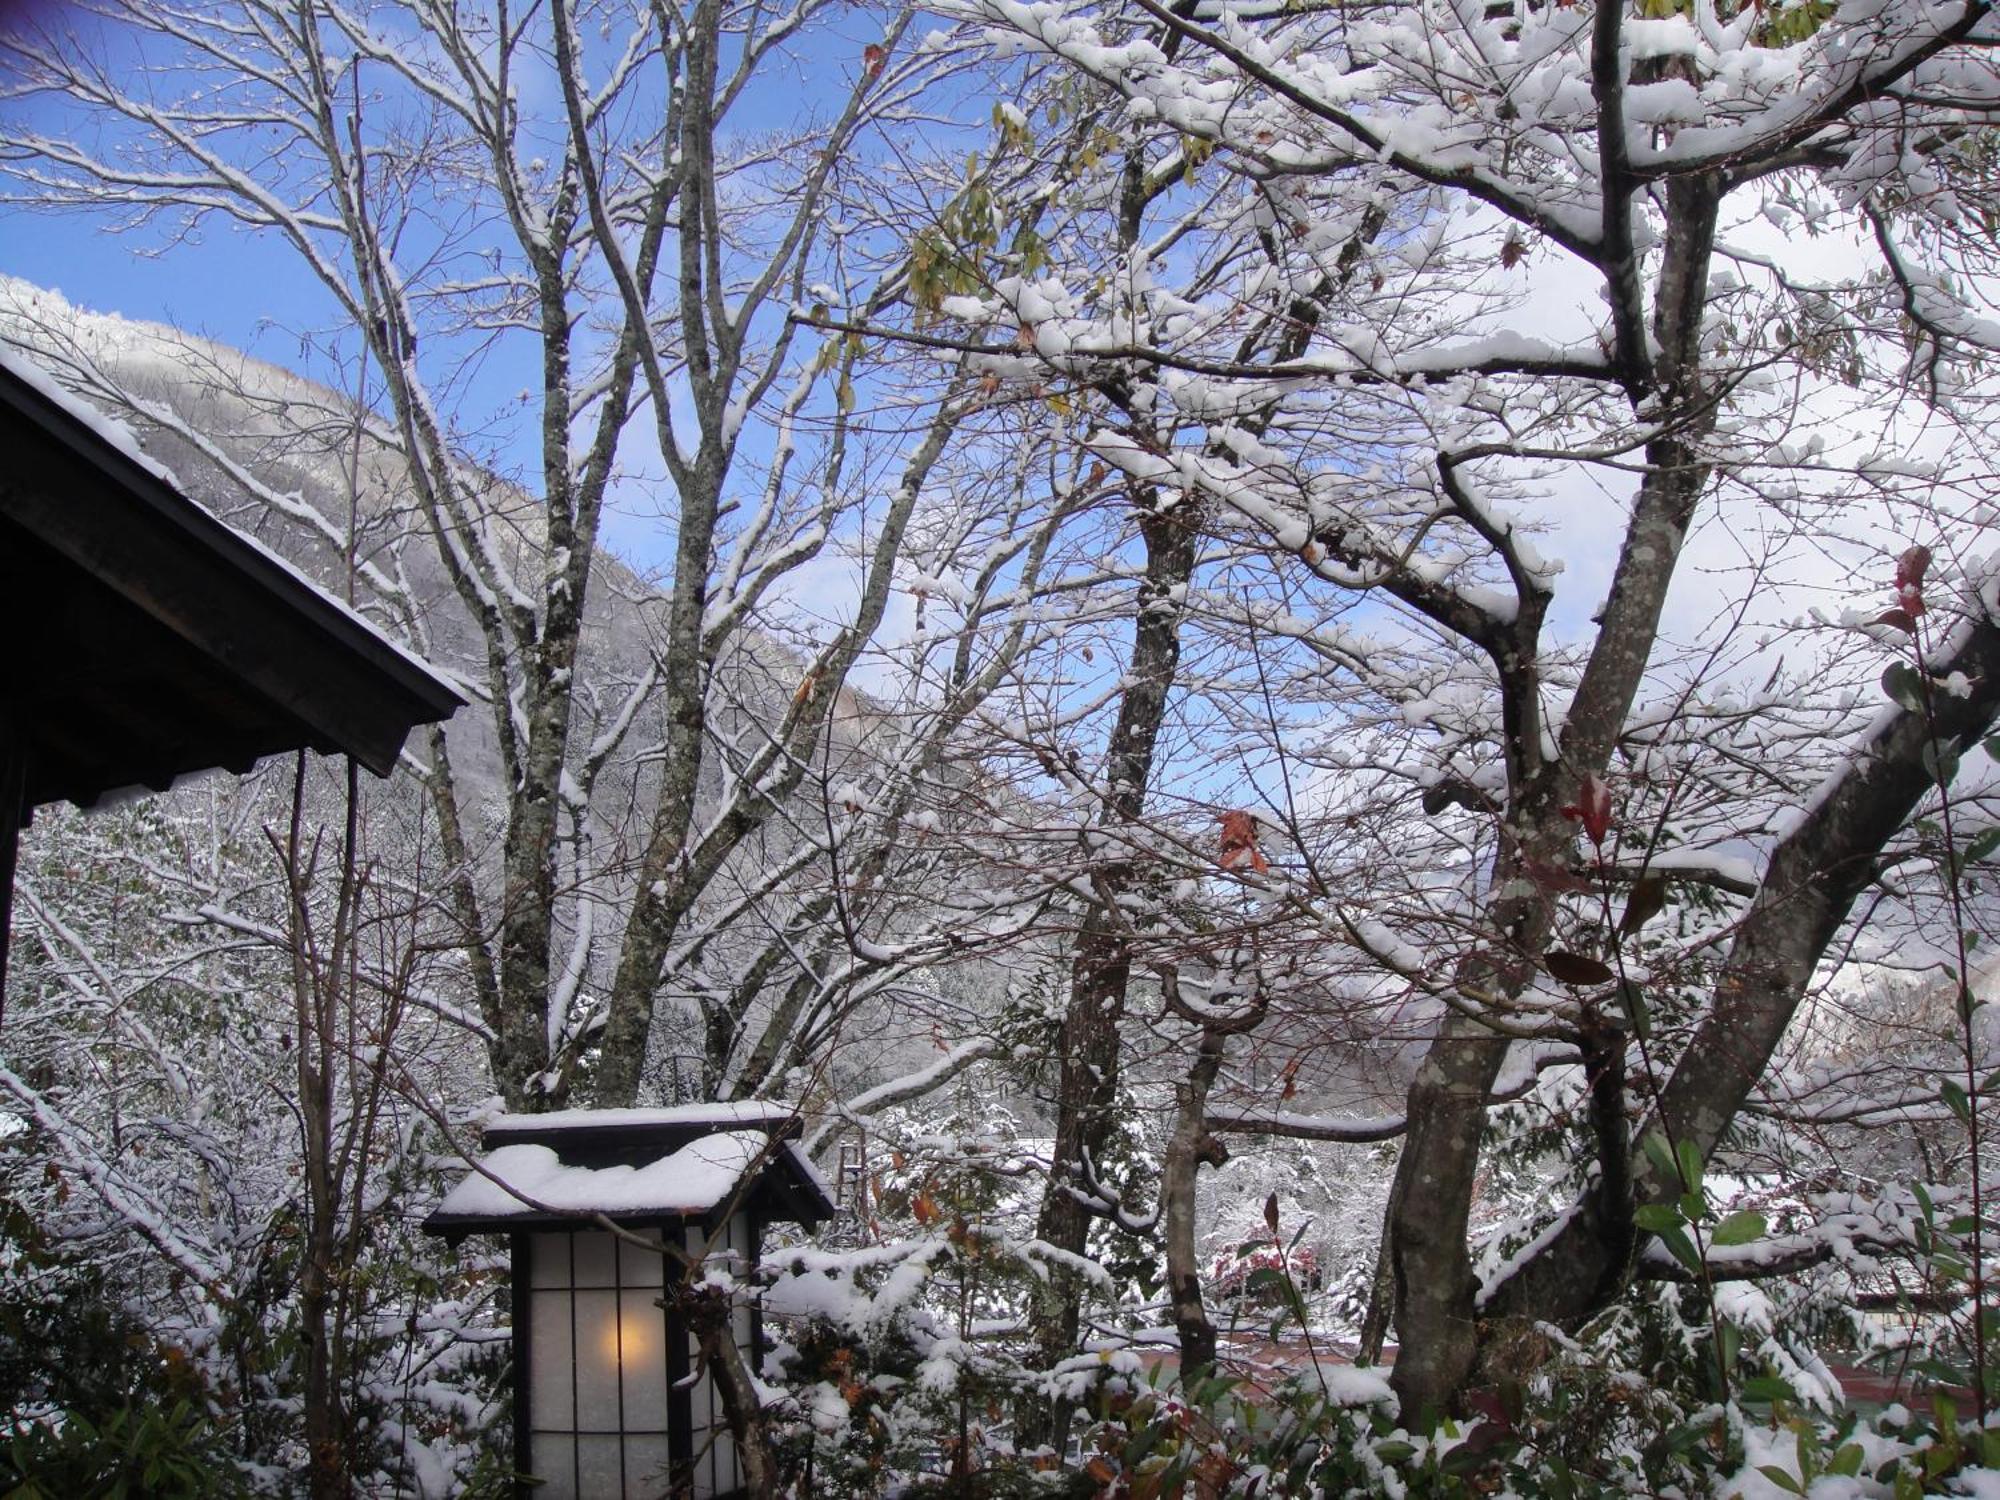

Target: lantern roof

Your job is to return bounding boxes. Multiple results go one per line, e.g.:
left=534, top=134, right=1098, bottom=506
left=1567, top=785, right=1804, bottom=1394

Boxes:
left=425, top=1104, right=836, bottom=1240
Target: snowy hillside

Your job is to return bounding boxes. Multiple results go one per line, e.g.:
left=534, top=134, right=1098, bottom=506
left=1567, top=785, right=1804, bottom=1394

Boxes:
left=0, top=277, right=950, bottom=1107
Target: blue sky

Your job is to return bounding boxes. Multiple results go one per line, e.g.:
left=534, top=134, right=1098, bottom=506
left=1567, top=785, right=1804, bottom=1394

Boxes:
left=0, top=0, right=897, bottom=576
left=0, top=198, right=693, bottom=566
left=0, top=1, right=320, bottom=359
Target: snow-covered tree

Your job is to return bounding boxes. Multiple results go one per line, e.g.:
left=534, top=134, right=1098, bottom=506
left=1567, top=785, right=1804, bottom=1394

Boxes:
left=926, top=0, right=2000, bottom=1423
left=0, top=0, right=1076, bottom=1114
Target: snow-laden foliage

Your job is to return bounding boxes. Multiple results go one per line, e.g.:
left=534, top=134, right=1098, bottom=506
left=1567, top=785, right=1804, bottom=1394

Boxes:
left=1, top=765, right=508, bottom=1493
left=10, top=0, right=2000, bottom=1489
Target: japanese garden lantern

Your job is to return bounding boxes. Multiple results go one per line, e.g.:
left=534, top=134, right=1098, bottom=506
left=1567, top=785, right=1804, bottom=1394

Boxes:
left=427, top=1103, right=835, bottom=1500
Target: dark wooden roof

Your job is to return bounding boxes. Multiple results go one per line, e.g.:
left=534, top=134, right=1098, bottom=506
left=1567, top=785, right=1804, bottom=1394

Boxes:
left=424, top=1105, right=838, bottom=1240
left=0, top=356, right=464, bottom=810
left=481, top=1101, right=809, bottom=1165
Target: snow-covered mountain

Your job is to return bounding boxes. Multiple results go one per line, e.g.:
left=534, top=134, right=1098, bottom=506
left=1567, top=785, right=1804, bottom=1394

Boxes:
left=0, top=276, right=941, bottom=1105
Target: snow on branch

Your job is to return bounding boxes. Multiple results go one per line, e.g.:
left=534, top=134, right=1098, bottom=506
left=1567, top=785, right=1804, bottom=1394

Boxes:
left=1638, top=1197, right=1926, bottom=1284
left=0, top=1063, right=226, bottom=1293
left=803, top=1038, right=1003, bottom=1157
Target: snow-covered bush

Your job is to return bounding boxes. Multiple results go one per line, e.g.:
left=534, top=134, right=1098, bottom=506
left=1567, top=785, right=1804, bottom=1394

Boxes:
left=0, top=772, right=510, bottom=1494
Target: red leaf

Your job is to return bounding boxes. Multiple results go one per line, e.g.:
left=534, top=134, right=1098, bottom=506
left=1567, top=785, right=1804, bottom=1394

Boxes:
left=1218, top=810, right=1270, bottom=873
left=1872, top=607, right=1917, bottom=633
left=1562, top=773, right=1613, bottom=847
left=1545, top=951, right=1616, bottom=986
left=861, top=42, right=886, bottom=78
left=1896, top=544, right=1932, bottom=618
left=1264, top=1192, right=1281, bottom=1238
left=1895, top=544, right=1932, bottom=593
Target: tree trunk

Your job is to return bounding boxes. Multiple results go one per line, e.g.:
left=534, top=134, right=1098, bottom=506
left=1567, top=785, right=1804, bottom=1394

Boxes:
left=687, top=1284, right=779, bottom=1498
left=1162, top=975, right=1262, bottom=1375
left=1022, top=493, right=1200, bottom=1446
left=1384, top=170, right=1723, bottom=1422
left=1487, top=606, right=2000, bottom=1331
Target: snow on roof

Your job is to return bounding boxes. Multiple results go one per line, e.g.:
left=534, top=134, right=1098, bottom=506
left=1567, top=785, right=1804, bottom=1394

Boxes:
left=436, top=1130, right=770, bottom=1221
left=0, top=344, right=177, bottom=485
left=0, top=345, right=455, bottom=697
left=483, top=1100, right=800, bottom=1135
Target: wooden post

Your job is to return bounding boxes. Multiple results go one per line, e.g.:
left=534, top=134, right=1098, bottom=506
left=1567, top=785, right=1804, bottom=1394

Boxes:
left=0, top=710, right=25, bottom=1026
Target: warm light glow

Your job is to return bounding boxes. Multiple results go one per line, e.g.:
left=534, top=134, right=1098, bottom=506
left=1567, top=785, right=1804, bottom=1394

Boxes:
left=598, top=1308, right=653, bottom=1369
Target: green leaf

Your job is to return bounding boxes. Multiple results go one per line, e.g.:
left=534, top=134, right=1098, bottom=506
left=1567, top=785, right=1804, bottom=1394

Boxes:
left=1883, top=662, right=1926, bottom=712
left=1981, top=1426, right=2000, bottom=1468
left=1642, top=1133, right=1677, bottom=1181
left=1128, top=1422, right=1165, bottom=1464
left=1741, top=1375, right=1796, bottom=1403
left=1634, top=1203, right=1683, bottom=1233
left=1757, top=1465, right=1806, bottom=1495
left=1677, top=1139, right=1706, bottom=1193
left=1932, top=1391, right=1959, bottom=1434
left=1983, top=734, right=2000, bottom=762
left=1923, top=738, right=1961, bottom=784
left=1830, top=1443, right=1866, bottom=1478
left=1943, top=1078, right=1972, bottom=1122
left=1665, top=1420, right=1716, bottom=1454
left=1712, top=1209, right=1768, bottom=1247
left=1619, top=980, right=1652, bottom=1040
left=1967, top=827, right=2000, bottom=865
left=1658, top=1224, right=1703, bottom=1273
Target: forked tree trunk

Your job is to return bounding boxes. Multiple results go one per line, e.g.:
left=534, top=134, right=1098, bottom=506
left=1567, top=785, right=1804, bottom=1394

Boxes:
left=1160, top=971, right=1265, bottom=1375
left=1384, top=170, right=1723, bottom=1421
left=1485, top=605, right=2000, bottom=1334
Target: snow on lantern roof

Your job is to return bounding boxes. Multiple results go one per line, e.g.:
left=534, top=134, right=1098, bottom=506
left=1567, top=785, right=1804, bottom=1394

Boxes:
left=482, top=1099, right=801, bottom=1139
left=435, top=1131, right=766, bottom=1221
left=425, top=1105, right=836, bottom=1239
